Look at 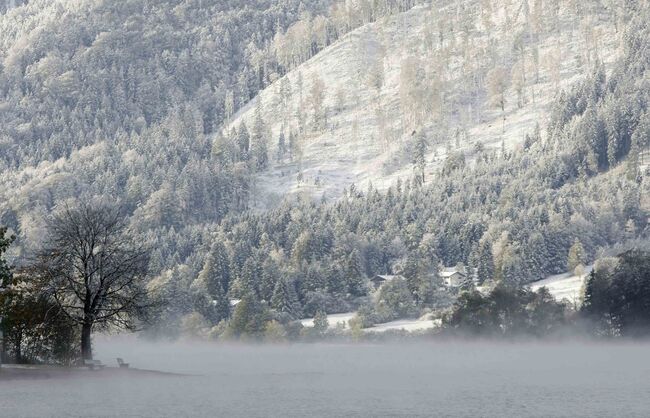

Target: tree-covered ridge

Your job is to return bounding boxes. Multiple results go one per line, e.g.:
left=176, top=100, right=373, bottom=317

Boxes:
left=0, top=0, right=415, bottom=166
left=0, top=0, right=648, bottom=341
left=0, top=0, right=422, bottom=260
left=143, top=6, right=649, bottom=334
left=0, top=0, right=327, bottom=257
left=0, top=0, right=331, bottom=165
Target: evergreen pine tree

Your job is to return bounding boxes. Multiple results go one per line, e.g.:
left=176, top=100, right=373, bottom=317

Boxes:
left=252, top=105, right=269, bottom=170
left=200, top=241, right=231, bottom=296
left=228, top=292, right=269, bottom=339
left=277, top=132, right=287, bottom=162
left=212, top=282, right=231, bottom=323
left=271, top=278, right=301, bottom=319
left=344, top=248, right=365, bottom=296
left=231, top=254, right=262, bottom=298
left=259, top=257, right=280, bottom=302
left=313, top=309, right=329, bottom=335
left=412, top=131, right=428, bottom=184
left=237, top=122, right=250, bottom=161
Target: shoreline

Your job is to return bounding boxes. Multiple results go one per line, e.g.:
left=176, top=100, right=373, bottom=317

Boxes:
left=0, top=364, right=190, bottom=381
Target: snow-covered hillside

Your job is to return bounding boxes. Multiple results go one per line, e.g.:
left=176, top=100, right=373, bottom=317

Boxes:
left=230, top=1, right=621, bottom=207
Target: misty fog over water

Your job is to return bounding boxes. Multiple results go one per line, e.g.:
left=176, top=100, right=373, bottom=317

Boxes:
left=1, top=338, right=650, bottom=418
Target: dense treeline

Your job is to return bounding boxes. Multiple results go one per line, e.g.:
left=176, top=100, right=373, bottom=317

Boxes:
left=0, top=0, right=648, bottom=347
left=0, top=0, right=421, bottom=264
left=582, top=250, right=650, bottom=337
left=0, top=0, right=331, bottom=164
left=0, top=0, right=339, bottom=261
left=0, top=0, right=418, bottom=170
left=147, top=6, right=649, bottom=336
left=445, top=250, right=650, bottom=338
left=443, top=286, right=569, bottom=337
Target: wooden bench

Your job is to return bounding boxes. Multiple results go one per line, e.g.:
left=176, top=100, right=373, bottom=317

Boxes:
left=84, top=359, right=105, bottom=370
left=116, top=358, right=130, bottom=369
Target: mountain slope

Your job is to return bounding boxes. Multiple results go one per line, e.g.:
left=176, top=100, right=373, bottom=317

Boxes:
left=0, top=0, right=330, bottom=257
left=229, top=1, right=622, bottom=207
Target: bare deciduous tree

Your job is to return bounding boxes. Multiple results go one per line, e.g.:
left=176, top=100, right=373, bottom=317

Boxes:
left=31, top=202, right=151, bottom=360
left=486, top=66, right=511, bottom=132
left=309, top=72, right=326, bottom=131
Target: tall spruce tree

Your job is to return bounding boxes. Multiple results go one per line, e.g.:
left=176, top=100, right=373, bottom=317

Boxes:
left=476, top=240, right=495, bottom=284
left=227, top=292, right=269, bottom=339
left=237, top=122, right=251, bottom=161
left=271, top=278, right=301, bottom=319
left=412, top=131, right=428, bottom=184
left=202, top=241, right=231, bottom=296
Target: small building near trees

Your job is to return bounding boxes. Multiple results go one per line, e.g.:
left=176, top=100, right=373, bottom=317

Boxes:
left=370, top=275, right=405, bottom=290
left=440, top=267, right=468, bottom=288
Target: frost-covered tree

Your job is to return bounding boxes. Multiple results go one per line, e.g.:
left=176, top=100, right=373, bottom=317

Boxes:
left=476, top=240, right=495, bottom=284
left=227, top=292, right=269, bottom=339
left=312, top=309, right=329, bottom=335
left=412, top=131, right=428, bottom=184
left=486, top=66, right=510, bottom=130
left=309, top=73, right=326, bottom=131
left=567, top=239, right=586, bottom=273
left=271, top=278, right=301, bottom=319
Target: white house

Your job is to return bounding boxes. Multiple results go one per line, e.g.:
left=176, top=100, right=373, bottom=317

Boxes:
left=440, top=267, right=467, bottom=287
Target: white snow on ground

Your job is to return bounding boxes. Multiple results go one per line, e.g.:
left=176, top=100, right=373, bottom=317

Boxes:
left=365, top=318, right=441, bottom=333
left=229, top=2, right=622, bottom=208
left=300, top=312, right=440, bottom=333
left=300, top=312, right=356, bottom=329
left=529, top=266, right=593, bottom=306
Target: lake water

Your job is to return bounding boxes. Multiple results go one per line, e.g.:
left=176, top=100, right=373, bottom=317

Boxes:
left=2, top=338, right=650, bottom=417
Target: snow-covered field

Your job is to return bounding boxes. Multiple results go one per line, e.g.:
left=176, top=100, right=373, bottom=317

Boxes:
left=365, top=318, right=440, bottom=333
left=300, top=312, right=439, bottom=333
left=529, top=266, right=593, bottom=306
left=300, top=312, right=357, bottom=329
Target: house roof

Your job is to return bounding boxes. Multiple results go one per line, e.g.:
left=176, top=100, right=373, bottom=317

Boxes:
left=439, top=268, right=466, bottom=278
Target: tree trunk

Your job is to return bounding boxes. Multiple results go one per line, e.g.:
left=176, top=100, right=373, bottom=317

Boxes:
left=14, top=331, right=21, bottom=364
left=0, top=324, right=5, bottom=365
left=81, top=322, right=92, bottom=360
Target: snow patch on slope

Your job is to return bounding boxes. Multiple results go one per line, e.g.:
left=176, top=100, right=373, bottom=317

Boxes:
left=529, top=266, right=593, bottom=306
